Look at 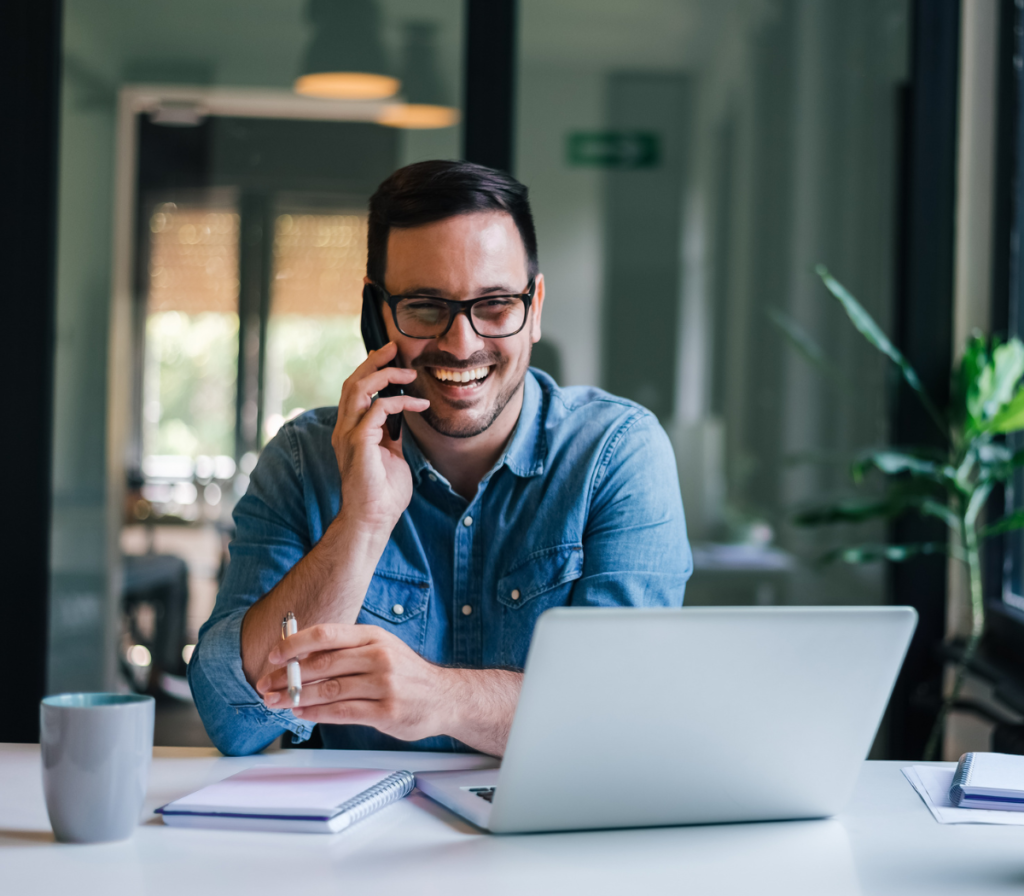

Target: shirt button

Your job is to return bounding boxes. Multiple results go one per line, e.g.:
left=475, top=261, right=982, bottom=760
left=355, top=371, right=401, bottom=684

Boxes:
left=392, top=604, right=404, bottom=616
left=463, top=516, right=473, bottom=527
left=462, top=604, right=473, bottom=616
left=428, top=473, right=437, bottom=482
left=511, top=589, right=520, bottom=601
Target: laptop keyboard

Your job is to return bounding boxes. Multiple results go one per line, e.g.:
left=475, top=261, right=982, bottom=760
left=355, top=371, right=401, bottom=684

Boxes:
left=468, top=787, right=496, bottom=803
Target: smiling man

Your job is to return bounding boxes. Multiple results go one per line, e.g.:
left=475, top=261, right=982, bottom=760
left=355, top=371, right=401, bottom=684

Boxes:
left=188, top=161, right=692, bottom=757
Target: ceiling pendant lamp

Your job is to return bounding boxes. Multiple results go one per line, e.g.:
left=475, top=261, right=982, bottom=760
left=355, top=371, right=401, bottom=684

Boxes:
left=294, top=0, right=400, bottom=101
left=377, top=22, right=460, bottom=129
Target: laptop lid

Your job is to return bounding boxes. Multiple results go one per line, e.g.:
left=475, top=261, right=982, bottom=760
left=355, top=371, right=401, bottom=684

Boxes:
left=488, top=605, right=916, bottom=833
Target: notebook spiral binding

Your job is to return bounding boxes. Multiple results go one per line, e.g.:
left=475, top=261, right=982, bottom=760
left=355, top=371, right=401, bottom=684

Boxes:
left=949, top=752, right=975, bottom=806
left=332, top=770, right=416, bottom=825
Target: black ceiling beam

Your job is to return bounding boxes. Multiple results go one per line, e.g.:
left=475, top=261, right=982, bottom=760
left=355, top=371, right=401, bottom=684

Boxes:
left=463, top=0, right=517, bottom=174
left=0, top=0, right=62, bottom=742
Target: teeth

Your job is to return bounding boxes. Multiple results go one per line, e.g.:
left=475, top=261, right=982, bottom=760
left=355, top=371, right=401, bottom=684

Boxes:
left=432, top=366, right=490, bottom=383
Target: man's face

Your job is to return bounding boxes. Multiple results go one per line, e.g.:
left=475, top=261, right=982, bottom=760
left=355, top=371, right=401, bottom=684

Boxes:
left=379, top=211, right=544, bottom=439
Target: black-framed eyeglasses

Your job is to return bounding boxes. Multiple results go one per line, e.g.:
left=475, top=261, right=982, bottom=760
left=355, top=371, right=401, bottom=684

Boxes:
left=368, top=280, right=536, bottom=339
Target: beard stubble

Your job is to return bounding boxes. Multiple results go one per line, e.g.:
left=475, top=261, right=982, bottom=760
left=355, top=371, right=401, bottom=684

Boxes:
left=408, top=346, right=532, bottom=439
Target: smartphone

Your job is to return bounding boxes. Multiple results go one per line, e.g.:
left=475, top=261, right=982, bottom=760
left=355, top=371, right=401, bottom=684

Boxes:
left=360, top=283, right=404, bottom=441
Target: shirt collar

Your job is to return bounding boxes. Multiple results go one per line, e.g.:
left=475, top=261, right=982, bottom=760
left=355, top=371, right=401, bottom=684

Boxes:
left=402, top=428, right=433, bottom=485
left=500, top=370, right=546, bottom=478
left=402, top=370, right=547, bottom=485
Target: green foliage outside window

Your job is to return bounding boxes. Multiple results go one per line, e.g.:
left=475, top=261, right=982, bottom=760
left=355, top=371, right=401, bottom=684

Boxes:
left=144, top=311, right=238, bottom=458
left=263, top=314, right=367, bottom=442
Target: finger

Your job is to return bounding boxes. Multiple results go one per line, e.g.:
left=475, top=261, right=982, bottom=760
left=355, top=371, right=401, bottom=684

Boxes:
left=292, top=699, right=385, bottom=726
left=264, top=671, right=384, bottom=708
left=335, top=343, right=399, bottom=419
left=338, top=367, right=418, bottom=433
left=351, top=341, right=399, bottom=379
left=339, top=366, right=418, bottom=423
left=267, top=623, right=378, bottom=666
left=366, top=366, right=419, bottom=394
left=351, top=367, right=419, bottom=403
left=257, top=643, right=380, bottom=694
left=353, top=396, right=430, bottom=440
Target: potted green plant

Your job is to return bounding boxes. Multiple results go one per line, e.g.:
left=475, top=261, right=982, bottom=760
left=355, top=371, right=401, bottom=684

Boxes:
left=781, top=266, right=1024, bottom=760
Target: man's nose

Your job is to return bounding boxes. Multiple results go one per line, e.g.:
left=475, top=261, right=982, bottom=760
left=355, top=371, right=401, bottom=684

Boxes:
left=436, top=307, right=484, bottom=358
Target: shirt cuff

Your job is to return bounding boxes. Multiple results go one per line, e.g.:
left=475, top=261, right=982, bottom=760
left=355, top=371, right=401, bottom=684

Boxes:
left=194, top=607, right=315, bottom=740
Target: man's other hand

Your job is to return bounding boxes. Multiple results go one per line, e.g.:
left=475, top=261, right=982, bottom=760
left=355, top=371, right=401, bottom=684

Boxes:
left=256, top=622, right=522, bottom=756
left=257, top=623, right=454, bottom=743
left=332, top=342, right=428, bottom=533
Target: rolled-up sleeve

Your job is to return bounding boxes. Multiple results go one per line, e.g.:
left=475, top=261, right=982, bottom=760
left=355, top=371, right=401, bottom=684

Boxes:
left=187, top=426, right=317, bottom=755
left=571, top=411, right=692, bottom=608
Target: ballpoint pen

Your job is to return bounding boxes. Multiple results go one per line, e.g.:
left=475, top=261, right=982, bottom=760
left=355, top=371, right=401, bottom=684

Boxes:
left=281, top=612, right=302, bottom=706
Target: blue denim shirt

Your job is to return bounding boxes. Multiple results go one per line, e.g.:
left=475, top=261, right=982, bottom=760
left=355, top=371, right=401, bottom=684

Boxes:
left=188, top=370, right=691, bottom=756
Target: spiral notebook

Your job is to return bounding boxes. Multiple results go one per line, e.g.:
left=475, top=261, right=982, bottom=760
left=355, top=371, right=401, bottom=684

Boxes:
left=950, top=752, right=1024, bottom=811
left=156, top=766, right=415, bottom=833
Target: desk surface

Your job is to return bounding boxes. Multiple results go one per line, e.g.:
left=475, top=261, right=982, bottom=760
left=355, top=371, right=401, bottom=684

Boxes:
left=2, top=744, right=1022, bottom=895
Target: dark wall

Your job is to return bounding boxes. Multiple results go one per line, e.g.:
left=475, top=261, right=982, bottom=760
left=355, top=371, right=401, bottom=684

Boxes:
left=0, top=0, right=62, bottom=742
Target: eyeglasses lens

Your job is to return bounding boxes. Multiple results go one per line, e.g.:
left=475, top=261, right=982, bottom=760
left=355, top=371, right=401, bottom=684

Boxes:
left=395, top=297, right=526, bottom=338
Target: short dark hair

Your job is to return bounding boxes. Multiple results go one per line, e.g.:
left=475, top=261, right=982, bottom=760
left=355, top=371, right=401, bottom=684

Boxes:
left=367, top=160, right=538, bottom=287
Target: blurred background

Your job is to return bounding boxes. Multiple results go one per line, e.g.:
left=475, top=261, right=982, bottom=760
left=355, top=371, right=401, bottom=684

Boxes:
left=7, top=0, right=1024, bottom=761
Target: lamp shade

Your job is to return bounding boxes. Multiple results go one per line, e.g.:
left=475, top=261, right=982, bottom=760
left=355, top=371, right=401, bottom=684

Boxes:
left=295, top=0, right=399, bottom=100
left=377, top=21, right=459, bottom=129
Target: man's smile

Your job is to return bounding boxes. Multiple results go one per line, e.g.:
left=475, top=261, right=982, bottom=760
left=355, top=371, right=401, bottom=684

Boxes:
left=429, top=365, right=493, bottom=385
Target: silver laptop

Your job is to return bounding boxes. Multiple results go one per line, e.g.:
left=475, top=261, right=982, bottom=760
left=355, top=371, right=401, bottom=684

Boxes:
left=416, top=605, right=916, bottom=833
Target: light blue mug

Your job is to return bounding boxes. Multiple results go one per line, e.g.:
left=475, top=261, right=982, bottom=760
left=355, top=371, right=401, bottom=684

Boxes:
left=40, top=693, right=155, bottom=843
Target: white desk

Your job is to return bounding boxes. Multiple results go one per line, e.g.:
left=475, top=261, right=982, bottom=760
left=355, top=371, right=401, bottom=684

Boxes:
left=2, top=744, right=1022, bottom=895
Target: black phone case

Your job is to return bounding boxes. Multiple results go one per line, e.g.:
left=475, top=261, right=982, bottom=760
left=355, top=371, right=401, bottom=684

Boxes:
left=360, top=284, right=404, bottom=440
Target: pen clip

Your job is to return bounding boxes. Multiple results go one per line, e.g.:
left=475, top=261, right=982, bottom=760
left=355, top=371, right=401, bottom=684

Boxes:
left=281, top=611, right=297, bottom=640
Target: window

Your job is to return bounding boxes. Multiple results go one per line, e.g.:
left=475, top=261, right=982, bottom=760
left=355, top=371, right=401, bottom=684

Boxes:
left=263, top=210, right=369, bottom=443
left=141, top=201, right=240, bottom=519
left=129, top=113, right=403, bottom=520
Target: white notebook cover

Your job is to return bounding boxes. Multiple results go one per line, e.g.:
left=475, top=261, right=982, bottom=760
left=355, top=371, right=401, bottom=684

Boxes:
left=157, top=766, right=411, bottom=833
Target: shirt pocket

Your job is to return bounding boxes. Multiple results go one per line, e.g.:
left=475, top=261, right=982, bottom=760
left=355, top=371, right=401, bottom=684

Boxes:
left=495, top=543, right=583, bottom=667
left=358, top=570, right=432, bottom=654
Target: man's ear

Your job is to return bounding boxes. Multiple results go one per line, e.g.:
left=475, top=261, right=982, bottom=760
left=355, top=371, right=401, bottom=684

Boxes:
left=530, top=273, right=545, bottom=344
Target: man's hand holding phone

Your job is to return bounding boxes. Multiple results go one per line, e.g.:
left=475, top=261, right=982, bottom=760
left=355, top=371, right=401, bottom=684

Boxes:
left=240, top=342, right=427, bottom=689
left=331, top=342, right=428, bottom=536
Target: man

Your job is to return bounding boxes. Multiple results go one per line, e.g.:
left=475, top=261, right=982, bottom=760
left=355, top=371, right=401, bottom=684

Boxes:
left=189, top=161, right=691, bottom=757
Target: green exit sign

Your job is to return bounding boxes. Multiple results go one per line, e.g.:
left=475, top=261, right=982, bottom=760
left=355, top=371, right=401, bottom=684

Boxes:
left=566, top=131, right=661, bottom=169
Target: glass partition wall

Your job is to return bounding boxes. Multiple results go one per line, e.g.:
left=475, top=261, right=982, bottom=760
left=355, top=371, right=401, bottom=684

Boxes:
left=517, top=0, right=911, bottom=609
left=54, top=0, right=464, bottom=720
left=54, top=0, right=917, bottom=747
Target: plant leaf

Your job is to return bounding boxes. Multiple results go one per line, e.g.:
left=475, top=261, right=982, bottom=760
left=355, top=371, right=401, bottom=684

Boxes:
left=793, top=486, right=955, bottom=531
left=982, top=340, right=1024, bottom=420
left=977, top=442, right=1013, bottom=464
left=986, top=385, right=1024, bottom=434
left=982, top=509, right=1024, bottom=537
left=977, top=444, right=1024, bottom=482
left=820, top=542, right=947, bottom=565
left=918, top=498, right=961, bottom=531
left=815, top=265, right=947, bottom=438
left=960, top=332, right=992, bottom=426
left=767, top=308, right=845, bottom=387
left=964, top=481, right=994, bottom=529
left=851, top=449, right=953, bottom=484
left=954, top=449, right=978, bottom=491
